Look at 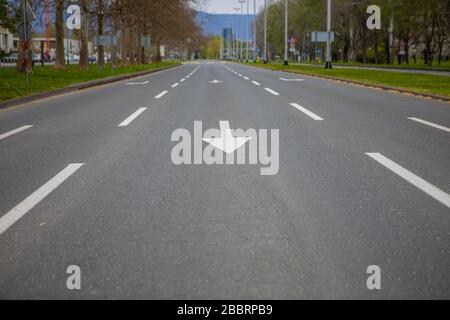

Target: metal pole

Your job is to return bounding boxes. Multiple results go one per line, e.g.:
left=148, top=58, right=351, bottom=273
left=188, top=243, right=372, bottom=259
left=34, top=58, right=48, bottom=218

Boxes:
left=246, top=0, right=249, bottom=62
left=233, top=7, right=240, bottom=61
left=253, top=0, right=256, bottom=62
left=325, top=0, right=332, bottom=69
left=284, top=0, right=288, bottom=66
left=239, top=0, right=245, bottom=62
left=263, top=0, right=267, bottom=64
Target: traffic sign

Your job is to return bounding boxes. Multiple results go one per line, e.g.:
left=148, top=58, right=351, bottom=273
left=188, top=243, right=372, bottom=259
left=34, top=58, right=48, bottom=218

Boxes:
left=311, top=31, right=334, bottom=43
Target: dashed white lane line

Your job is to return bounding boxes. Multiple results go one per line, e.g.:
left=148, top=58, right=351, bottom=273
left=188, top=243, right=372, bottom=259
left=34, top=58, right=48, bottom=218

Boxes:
left=366, top=153, right=450, bottom=208
left=243, top=76, right=250, bottom=80
left=264, top=88, right=280, bottom=96
left=155, top=90, right=168, bottom=99
left=172, top=83, right=179, bottom=88
left=118, top=107, right=147, bottom=127
left=180, top=78, right=186, bottom=82
left=290, top=103, right=324, bottom=121
left=252, top=81, right=261, bottom=86
left=0, top=125, right=33, bottom=141
left=0, top=163, right=85, bottom=235
left=407, top=117, right=450, bottom=133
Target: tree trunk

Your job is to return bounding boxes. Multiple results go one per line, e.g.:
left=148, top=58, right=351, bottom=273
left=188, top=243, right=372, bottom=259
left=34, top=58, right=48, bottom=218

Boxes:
left=79, top=0, right=89, bottom=69
left=55, top=0, right=65, bottom=68
left=97, top=0, right=105, bottom=70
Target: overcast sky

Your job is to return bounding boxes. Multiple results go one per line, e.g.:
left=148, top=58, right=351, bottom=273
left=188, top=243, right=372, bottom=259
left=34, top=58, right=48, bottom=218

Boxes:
left=203, top=0, right=264, bottom=14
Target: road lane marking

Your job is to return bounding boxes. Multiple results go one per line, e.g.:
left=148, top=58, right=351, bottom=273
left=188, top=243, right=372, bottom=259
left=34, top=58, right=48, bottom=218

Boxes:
left=252, top=81, right=261, bottom=86
left=408, top=117, right=450, bottom=133
left=118, top=107, right=147, bottom=127
left=243, top=76, right=250, bottom=80
left=180, top=78, right=186, bottom=82
left=155, top=90, right=168, bottom=99
left=125, top=80, right=149, bottom=85
left=280, top=78, right=304, bottom=82
left=290, top=103, right=324, bottom=121
left=264, top=88, right=280, bottom=96
left=366, top=153, right=450, bottom=208
left=171, top=83, right=179, bottom=88
left=0, top=163, right=85, bottom=235
left=0, top=125, right=33, bottom=141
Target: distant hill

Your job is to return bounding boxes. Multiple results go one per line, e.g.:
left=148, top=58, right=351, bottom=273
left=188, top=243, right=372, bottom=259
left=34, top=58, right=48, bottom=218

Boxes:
left=196, top=11, right=254, bottom=40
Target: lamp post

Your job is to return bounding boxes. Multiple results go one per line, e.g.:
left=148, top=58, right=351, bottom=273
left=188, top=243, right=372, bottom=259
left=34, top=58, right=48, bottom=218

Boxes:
left=325, top=0, right=332, bottom=69
left=263, top=0, right=268, bottom=64
left=246, top=0, right=249, bottom=62
left=253, top=0, right=256, bottom=62
left=238, top=0, right=245, bottom=62
left=233, top=7, right=240, bottom=60
left=284, top=0, right=288, bottom=66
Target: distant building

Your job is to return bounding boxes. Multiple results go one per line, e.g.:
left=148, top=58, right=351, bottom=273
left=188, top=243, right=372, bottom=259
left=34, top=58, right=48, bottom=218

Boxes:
left=0, top=26, right=13, bottom=54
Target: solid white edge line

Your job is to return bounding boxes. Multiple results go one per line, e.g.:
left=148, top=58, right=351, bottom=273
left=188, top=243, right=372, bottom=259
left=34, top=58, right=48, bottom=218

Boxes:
left=366, top=153, right=450, bottom=208
left=264, top=88, right=280, bottom=96
left=290, top=103, right=324, bottom=121
left=125, top=81, right=149, bottom=85
left=252, top=81, right=261, bottom=86
left=118, top=107, right=147, bottom=127
left=154, top=90, right=168, bottom=99
left=0, top=163, right=85, bottom=235
left=408, top=117, right=450, bottom=133
left=0, top=125, right=34, bottom=141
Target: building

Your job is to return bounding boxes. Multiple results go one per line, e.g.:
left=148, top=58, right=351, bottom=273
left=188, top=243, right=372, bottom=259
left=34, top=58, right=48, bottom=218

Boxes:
left=0, top=26, right=13, bottom=55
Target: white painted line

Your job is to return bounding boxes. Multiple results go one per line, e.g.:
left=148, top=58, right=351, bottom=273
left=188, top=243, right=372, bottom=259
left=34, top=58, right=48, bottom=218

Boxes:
left=171, top=83, right=179, bottom=88
left=408, top=117, right=450, bottom=133
left=264, top=88, right=280, bottom=96
left=0, top=163, right=85, bottom=235
left=125, top=80, right=149, bottom=85
left=118, top=107, right=147, bottom=127
left=243, top=76, right=250, bottom=80
left=238, top=74, right=243, bottom=77
left=180, top=78, right=186, bottom=82
left=155, top=90, right=168, bottom=99
left=280, top=78, right=304, bottom=82
left=252, top=81, right=261, bottom=86
left=290, top=103, right=324, bottom=121
left=366, top=153, right=450, bottom=208
left=0, top=125, right=33, bottom=141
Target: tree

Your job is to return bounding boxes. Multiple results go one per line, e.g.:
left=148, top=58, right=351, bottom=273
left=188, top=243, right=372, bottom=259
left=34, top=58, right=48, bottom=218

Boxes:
left=55, top=0, right=65, bottom=68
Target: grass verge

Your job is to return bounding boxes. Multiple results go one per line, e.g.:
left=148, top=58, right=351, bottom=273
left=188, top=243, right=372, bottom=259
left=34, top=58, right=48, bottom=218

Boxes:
left=0, top=62, right=178, bottom=103
left=243, top=62, right=450, bottom=98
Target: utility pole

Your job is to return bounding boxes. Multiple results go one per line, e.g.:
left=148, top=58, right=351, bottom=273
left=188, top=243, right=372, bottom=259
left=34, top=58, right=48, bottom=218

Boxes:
left=284, top=0, right=288, bottom=66
left=325, top=0, right=332, bottom=69
left=233, top=7, right=240, bottom=61
left=263, top=0, right=268, bottom=64
left=253, top=0, right=256, bottom=62
left=246, top=0, right=249, bottom=62
left=239, top=0, right=245, bottom=62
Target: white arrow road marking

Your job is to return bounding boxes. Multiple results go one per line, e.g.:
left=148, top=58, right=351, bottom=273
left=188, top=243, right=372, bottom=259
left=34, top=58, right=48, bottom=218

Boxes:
left=155, top=90, right=168, bottom=99
left=280, top=78, right=304, bottom=82
left=366, top=153, right=450, bottom=208
left=0, top=163, right=85, bottom=235
left=290, top=103, right=324, bottom=121
left=209, top=80, right=222, bottom=84
left=264, top=88, right=280, bottom=96
left=407, top=117, right=450, bottom=133
left=0, top=125, right=33, bottom=141
left=118, top=107, right=147, bottom=127
left=125, top=81, right=149, bottom=85
left=203, top=121, right=252, bottom=154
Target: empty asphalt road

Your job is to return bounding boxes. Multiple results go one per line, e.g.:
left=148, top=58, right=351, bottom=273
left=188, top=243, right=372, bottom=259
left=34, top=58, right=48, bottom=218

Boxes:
left=0, top=61, right=449, bottom=299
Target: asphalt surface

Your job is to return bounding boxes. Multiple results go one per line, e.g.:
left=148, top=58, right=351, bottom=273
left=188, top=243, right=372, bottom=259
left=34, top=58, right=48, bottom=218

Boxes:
left=0, top=61, right=449, bottom=299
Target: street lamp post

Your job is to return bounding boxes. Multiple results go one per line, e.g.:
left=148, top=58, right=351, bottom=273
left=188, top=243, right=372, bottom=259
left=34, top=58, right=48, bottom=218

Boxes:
left=325, top=0, right=332, bottom=69
left=253, top=0, right=256, bottom=62
left=284, top=0, right=288, bottom=66
left=263, top=0, right=268, bottom=64
left=246, top=0, right=249, bottom=62
left=238, top=0, right=245, bottom=62
left=233, top=7, right=240, bottom=61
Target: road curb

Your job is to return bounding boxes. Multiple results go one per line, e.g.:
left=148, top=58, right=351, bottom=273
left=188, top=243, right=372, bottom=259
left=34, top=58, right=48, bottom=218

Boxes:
left=241, top=63, right=450, bottom=103
left=0, top=63, right=181, bottom=110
